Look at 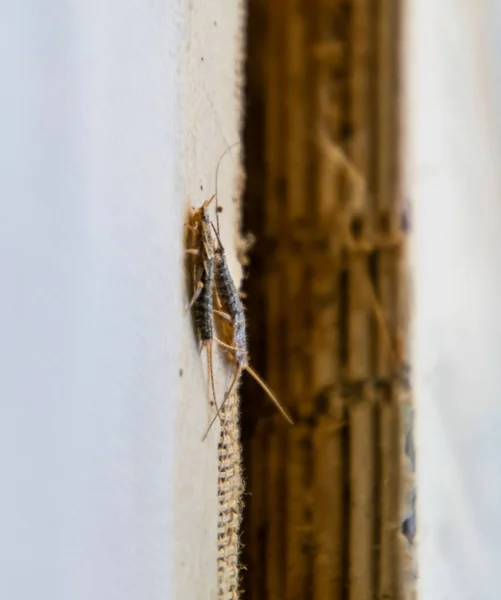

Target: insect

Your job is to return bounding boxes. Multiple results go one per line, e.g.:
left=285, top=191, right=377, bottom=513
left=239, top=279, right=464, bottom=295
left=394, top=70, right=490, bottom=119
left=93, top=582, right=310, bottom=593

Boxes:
left=185, top=194, right=228, bottom=436
left=187, top=142, right=293, bottom=440
left=201, top=221, right=294, bottom=441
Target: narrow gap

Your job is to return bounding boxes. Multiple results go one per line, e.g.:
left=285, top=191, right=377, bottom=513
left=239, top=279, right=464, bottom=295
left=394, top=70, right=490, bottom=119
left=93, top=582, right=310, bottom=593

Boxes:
left=340, top=400, right=351, bottom=600
left=300, top=433, right=315, bottom=598
left=369, top=250, right=379, bottom=377
left=372, top=399, right=382, bottom=600
left=277, top=431, right=287, bottom=599
left=303, top=264, right=315, bottom=419
left=240, top=0, right=266, bottom=596
left=339, top=268, right=350, bottom=369
left=257, top=522, right=268, bottom=598
left=241, top=0, right=404, bottom=598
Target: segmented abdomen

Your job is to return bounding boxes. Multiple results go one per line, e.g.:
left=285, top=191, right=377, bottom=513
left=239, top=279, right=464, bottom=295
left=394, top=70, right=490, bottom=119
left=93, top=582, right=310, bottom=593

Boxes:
left=193, top=256, right=214, bottom=343
left=214, top=249, right=247, bottom=365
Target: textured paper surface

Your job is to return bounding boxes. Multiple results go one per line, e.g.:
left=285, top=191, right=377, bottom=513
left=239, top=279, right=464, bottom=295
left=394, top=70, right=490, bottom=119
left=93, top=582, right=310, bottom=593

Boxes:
left=0, top=1, right=244, bottom=599
left=0, top=2, right=184, bottom=599
left=407, top=1, right=501, bottom=599
left=174, top=1, right=245, bottom=598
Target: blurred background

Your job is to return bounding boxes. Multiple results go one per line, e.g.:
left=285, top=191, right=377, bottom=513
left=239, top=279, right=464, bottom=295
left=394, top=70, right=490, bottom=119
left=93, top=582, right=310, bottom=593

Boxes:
left=239, top=1, right=501, bottom=599
left=240, top=1, right=413, bottom=598
left=2, top=1, right=501, bottom=599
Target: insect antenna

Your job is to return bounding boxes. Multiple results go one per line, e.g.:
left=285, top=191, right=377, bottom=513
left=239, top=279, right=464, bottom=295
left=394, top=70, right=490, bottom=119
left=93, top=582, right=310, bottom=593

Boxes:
left=214, top=141, right=241, bottom=235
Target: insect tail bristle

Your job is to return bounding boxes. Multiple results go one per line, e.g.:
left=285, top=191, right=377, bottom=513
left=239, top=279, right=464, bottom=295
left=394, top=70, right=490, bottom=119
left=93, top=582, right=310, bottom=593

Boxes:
left=207, top=342, right=217, bottom=412
left=202, top=412, right=218, bottom=442
left=202, top=365, right=241, bottom=442
left=244, top=364, right=294, bottom=425
left=223, top=365, right=242, bottom=406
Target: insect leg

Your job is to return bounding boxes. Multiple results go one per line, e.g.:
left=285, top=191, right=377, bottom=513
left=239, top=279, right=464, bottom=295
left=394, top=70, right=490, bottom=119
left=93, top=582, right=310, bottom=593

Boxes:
left=213, top=336, right=246, bottom=353
left=186, top=280, right=204, bottom=312
left=185, top=253, right=204, bottom=311
left=213, top=284, right=224, bottom=311
left=213, top=309, right=232, bottom=322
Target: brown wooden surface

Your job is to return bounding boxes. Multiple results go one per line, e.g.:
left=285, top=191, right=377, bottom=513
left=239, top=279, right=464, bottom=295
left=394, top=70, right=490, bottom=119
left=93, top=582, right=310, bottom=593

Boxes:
left=241, top=0, right=413, bottom=597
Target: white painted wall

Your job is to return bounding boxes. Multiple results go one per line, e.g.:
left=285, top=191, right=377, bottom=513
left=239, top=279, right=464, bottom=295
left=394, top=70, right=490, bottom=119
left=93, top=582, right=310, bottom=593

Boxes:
left=407, top=1, right=501, bottom=598
left=0, top=2, right=183, bottom=598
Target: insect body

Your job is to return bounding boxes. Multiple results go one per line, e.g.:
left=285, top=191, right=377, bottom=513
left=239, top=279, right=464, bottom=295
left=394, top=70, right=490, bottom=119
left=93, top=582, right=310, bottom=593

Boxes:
left=192, top=255, right=215, bottom=346
left=202, top=226, right=294, bottom=440
left=185, top=195, right=226, bottom=436
left=213, top=237, right=247, bottom=365
left=186, top=143, right=293, bottom=440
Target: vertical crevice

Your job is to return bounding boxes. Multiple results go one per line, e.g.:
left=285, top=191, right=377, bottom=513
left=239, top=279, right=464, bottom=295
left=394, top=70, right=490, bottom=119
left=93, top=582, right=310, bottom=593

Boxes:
left=240, top=1, right=408, bottom=598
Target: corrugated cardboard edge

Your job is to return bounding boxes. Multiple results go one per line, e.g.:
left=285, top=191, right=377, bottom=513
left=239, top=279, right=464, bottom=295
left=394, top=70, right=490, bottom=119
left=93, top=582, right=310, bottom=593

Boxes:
left=217, top=392, right=244, bottom=600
